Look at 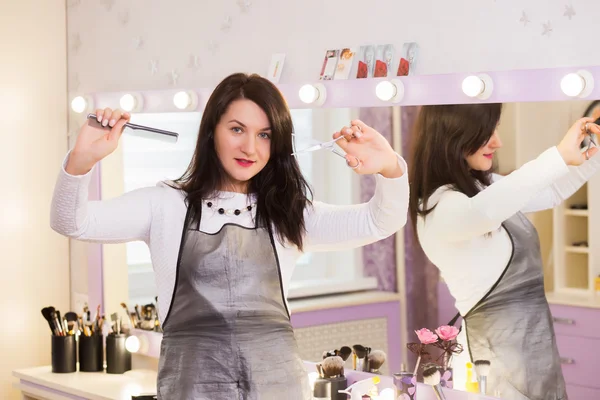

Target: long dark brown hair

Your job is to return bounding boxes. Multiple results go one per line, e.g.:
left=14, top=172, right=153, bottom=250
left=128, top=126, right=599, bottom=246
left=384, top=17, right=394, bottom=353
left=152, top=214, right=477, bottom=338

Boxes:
left=408, top=103, right=503, bottom=233
left=173, top=73, right=312, bottom=250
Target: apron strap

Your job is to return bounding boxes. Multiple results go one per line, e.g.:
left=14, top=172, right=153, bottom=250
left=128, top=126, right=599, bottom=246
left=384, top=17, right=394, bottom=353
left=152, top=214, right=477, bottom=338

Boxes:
left=448, top=312, right=461, bottom=327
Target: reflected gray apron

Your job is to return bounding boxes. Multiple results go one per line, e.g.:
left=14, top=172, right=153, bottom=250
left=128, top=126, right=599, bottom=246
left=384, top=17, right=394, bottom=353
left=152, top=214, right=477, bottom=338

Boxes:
left=451, top=212, right=567, bottom=400
left=157, top=207, right=312, bottom=400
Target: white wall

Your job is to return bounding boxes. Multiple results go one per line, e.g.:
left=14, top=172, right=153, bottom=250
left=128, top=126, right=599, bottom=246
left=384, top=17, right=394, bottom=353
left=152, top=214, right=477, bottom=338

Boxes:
left=1, top=1, right=69, bottom=398
left=65, top=0, right=600, bottom=94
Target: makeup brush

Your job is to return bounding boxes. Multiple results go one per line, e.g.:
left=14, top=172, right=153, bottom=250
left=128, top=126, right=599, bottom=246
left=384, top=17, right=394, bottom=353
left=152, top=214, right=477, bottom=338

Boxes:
left=352, top=345, right=367, bottom=371
left=322, top=356, right=345, bottom=378
left=323, top=349, right=338, bottom=359
left=111, top=313, right=120, bottom=334
left=423, top=363, right=447, bottom=400
left=154, top=296, right=160, bottom=323
left=64, top=312, right=78, bottom=335
left=51, top=310, right=64, bottom=336
left=338, top=346, right=352, bottom=361
left=121, top=302, right=136, bottom=329
left=134, top=304, right=142, bottom=322
left=362, top=346, right=372, bottom=372
left=367, top=350, right=387, bottom=374
left=41, top=307, right=58, bottom=335
left=316, top=363, right=324, bottom=378
left=474, top=360, right=491, bottom=395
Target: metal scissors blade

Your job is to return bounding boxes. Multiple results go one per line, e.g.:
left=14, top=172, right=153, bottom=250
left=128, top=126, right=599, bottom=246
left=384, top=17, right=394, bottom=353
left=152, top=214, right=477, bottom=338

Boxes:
left=292, top=135, right=346, bottom=158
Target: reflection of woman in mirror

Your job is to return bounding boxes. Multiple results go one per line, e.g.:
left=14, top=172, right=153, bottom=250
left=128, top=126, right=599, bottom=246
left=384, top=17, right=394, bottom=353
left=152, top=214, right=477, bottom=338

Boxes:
left=408, top=104, right=600, bottom=399
left=50, top=73, right=409, bottom=399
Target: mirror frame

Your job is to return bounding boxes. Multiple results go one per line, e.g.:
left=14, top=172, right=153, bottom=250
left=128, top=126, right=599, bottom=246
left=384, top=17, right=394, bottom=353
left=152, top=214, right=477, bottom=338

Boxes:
left=73, top=65, right=600, bottom=362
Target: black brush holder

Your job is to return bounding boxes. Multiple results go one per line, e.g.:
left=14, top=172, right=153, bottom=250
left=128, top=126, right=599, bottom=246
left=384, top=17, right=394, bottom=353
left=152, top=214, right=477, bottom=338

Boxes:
left=313, top=376, right=347, bottom=400
left=106, top=333, right=132, bottom=374
left=79, top=334, right=103, bottom=372
left=51, top=335, right=76, bottom=373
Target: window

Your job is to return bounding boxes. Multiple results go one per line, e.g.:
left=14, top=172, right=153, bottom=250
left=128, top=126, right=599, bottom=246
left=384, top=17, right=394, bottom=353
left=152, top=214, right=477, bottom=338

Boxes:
left=122, top=109, right=375, bottom=306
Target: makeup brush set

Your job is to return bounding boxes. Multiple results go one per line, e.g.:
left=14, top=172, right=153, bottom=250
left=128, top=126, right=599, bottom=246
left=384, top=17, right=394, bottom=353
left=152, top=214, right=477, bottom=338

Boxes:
left=41, top=304, right=103, bottom=373
left=313, top=345, right=388, bottom=400
left=40, top=301, right=145, bottom=375
left=120, top=298, right=162, bottom=333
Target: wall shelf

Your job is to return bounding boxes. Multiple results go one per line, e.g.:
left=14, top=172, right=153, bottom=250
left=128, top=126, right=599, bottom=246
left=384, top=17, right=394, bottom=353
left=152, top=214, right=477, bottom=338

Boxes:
left=564, top=209, right=589, bottom=217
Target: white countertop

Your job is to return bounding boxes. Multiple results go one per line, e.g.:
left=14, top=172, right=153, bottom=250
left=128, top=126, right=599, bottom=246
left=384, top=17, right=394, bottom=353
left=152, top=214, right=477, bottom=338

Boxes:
left=546, top=291, right=600, bottom=309
left=13, top=366, right=157, bottom=400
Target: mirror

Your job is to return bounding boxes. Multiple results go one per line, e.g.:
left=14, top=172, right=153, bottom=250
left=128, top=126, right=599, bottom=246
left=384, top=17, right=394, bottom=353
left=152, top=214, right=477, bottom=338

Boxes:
left=122, top=108, right=366, bottom=307
left=92, top=96, right=599, bottom=394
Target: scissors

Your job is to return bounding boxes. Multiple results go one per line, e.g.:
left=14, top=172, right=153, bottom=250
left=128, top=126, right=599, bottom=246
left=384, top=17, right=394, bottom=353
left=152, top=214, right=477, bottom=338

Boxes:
left=292, top=126, right=363, bottom=169
left=584, top=120, right=599, bottom=160
left=292, top=135, right=347, bottom=159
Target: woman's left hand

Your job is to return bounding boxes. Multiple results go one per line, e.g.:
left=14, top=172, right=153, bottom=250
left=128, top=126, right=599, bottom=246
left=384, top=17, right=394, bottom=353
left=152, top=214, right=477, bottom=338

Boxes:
left=333, top=119, right=404, bottom=178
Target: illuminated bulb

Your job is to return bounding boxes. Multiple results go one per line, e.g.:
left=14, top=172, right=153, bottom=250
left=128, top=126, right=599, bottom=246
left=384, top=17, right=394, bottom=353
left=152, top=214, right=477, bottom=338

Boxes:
left=561, top=70, right=594, bottom=98
left=173, top=90, right=198, bottom=110
left=378, top=388, right=395, bottom=400
left=298, top=83, right=326, bottom=106
left=308, top=372, right=319, bottom=391
left=125, top=335, right=140, bottom=353
left=120, top=93, right=141, bottom=112
left=462, top=74, right=493, bottom=99
left=70, top=96, right=89, bottom=113
left=375, top=79, right=404, bottom=103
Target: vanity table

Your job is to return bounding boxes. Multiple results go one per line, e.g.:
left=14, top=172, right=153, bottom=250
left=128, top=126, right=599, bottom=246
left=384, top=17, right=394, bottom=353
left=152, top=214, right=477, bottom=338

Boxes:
left=13, top=366, right=157, bottom=400
left=13, top=363, right=501, bottom=400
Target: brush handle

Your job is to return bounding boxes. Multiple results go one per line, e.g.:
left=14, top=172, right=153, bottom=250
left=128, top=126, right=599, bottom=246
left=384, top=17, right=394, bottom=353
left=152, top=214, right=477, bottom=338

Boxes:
left=433, top=384, right=447, bottom=400
left=86, top=114, right=179, bottom=141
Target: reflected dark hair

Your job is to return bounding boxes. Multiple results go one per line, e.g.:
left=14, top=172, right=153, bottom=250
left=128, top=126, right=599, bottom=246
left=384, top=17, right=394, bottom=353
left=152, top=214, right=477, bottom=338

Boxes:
left=408, top=103, right=503, bottom=233
left=173, top=73, right=312, bottom=250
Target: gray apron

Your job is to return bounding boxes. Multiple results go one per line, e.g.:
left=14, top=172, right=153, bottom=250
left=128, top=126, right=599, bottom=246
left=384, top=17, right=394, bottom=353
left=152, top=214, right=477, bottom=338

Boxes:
left=450, top=212, right=567, bottom=400
left=157, top=206, right=312, bottom=400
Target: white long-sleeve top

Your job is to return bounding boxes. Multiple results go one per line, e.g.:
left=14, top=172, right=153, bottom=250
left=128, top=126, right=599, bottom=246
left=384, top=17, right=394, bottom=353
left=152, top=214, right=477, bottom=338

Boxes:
left=50, top=152, right=409, bottom=323
left=417, top=146, right=600, bottom=316
left=416, top=146, right=600, bottom=389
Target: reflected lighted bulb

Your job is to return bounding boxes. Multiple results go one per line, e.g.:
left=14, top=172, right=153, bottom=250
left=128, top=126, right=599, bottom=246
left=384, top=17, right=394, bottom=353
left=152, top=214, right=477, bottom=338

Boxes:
left=462, top=74, right=493, bottom=99
left=70, top=96, right=88, bottom=113
left=298, top=84, right=326, bottom=105
left=173, top=91, right=197, bottom=110
left=560, top=72, right=592, bottom=97
left=378, top=388, right=395, bottom=400
left=125, top=335, right=140, bottom=353
left=375, top=79, right=404, bottom=103
left=308, top=371, right=319, bottom=391
left=120, top=93, right=139, bottom=112
left=462, top=76, right=485, bottom=97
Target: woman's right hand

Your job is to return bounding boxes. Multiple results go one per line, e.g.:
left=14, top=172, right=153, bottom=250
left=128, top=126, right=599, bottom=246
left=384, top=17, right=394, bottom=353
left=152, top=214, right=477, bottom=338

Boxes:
left=65, top=108, right=130, bottom=175
left=557, top=118, right=600, bottom=166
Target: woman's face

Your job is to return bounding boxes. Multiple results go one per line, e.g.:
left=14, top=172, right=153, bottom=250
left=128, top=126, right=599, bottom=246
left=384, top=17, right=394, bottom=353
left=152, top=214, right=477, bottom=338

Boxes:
left=465, top=127, right=502, bottom=171
left=213, top=99, right=272, bottom=192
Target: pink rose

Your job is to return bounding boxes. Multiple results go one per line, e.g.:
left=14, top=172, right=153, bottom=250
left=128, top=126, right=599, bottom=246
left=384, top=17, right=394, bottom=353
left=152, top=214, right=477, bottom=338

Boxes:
left=415, top=328, right=438, bottom=344
left=435, top=325, right=459, bottom=341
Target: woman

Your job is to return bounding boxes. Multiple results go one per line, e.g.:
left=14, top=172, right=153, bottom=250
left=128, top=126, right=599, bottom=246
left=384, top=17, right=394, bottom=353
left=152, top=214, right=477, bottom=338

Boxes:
left=408, top=103, right=600, bottom=400
left=50, top=73, right=409, bottom=399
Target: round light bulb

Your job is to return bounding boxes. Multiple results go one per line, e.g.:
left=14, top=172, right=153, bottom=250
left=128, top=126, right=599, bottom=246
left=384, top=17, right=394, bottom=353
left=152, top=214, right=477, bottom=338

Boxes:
left=125, top=335, right=140, bottom=353
left=561, top=73, right=586, bottom=97
left=299, top=84, right=319, bottom=104
left=379, top=388, right=395, bottom=400
left=376, top=81, right=397, bottom=101
left=71, top=96, right=88, bottom=113
left=462, top=75, right=485, bottom=97
left=173, top=91, right=192, bottom=110
left=120, top=93, right=137, bottom=112
left=307, top=371, right=319, bottom=391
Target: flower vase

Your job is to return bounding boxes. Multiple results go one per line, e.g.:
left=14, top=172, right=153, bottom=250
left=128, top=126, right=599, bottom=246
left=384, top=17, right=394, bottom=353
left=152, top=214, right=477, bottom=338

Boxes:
left=441, top=353, right=453, bottom=389
left=393, top=372, right=417, bottom=400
